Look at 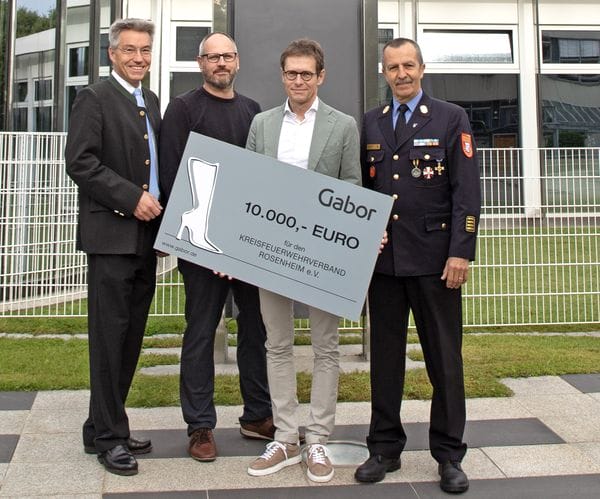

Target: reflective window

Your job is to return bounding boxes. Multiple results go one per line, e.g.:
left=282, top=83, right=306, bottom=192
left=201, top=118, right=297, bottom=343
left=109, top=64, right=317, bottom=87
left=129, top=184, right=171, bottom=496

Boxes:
left=35, top=106, right=52, bottom=131
left=420, top=30, right=514, bottom=64
left=35, top=79, right=52, bottom=101
left=16, top=81, right=28, bottom=102
left=423, top=74, right=520, bottom=149
left=377, top=28, right=394, bottom=105
left=100, top=33, right=109, bottom=67
left=170, top=72, right=203, bottom=100
left=540, top=74, right=600, bottom=147
left=13, top=108, right=28, bottom=131
left=176, top=26, right=211, bottom=61
left=542, top=31, right=600, bottom=64
left=69, top=46, right=88, bottom=77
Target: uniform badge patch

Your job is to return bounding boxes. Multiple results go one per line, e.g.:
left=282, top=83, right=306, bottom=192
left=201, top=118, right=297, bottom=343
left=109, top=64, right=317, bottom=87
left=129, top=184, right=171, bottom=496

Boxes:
left=461, top=133, right=473, bottom=158
left=465, top=215, right=477, bottom=233
left=369, top=165, right=376, bottom=178
left=366, top=144, right=381, bottom=151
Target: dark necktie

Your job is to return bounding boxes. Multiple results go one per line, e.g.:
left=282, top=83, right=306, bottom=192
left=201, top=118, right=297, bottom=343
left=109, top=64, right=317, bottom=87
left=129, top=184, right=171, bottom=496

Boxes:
left=394, top=103, right=409, bottom=144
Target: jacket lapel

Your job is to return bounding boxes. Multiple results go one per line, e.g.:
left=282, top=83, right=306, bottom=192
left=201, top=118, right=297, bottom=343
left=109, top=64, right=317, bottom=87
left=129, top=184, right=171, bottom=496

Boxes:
left=400, top=94, right=433, bottom=148
left=377, top=95, right=434, bottom=151
left=377, top=104, right=396, bottom=151
left=308, top=104, right=335, bottom=171
left=264, top=105, right=285, bottom=158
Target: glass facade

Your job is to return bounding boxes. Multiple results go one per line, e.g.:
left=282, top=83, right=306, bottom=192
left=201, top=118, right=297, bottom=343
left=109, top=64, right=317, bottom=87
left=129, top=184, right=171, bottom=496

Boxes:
left=540, top=74, right=600, bottom=147
left=542, top=30, right=600, bottom=64
left=0, top=0, right=598, bottom=148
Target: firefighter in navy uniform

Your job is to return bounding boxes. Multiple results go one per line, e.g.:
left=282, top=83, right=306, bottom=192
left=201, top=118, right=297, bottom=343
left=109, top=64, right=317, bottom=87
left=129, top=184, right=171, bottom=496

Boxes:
left=354, top=38, right=481, bottom=495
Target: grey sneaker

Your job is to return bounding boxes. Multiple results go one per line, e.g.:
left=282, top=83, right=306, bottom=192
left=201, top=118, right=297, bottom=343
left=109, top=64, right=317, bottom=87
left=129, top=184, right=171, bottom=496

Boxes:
left=306, top=443, right=334, bottom=482
left=247, top=441, right=301, bottom=476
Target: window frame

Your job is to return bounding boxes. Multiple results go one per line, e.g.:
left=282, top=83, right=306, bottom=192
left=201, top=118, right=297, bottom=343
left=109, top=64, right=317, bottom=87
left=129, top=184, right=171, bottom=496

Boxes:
left=417, top=25, right=520, bottom=74
left=540, top=26, right=600, bottom=74
left=169, top=21, right=212, bottom=69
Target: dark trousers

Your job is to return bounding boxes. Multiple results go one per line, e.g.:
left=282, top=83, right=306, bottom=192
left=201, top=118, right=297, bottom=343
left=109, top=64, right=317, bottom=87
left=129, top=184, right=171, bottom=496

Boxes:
left=83, top=238, right=157, bottom=452
left=178, top=260, right=271, bottom=434
left=367, top=272, right=467, bottom=463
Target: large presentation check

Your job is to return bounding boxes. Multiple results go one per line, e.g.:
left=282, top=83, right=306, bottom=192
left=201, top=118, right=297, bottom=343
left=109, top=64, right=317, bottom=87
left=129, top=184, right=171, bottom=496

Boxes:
left=155, top=132, right=393, bottom=320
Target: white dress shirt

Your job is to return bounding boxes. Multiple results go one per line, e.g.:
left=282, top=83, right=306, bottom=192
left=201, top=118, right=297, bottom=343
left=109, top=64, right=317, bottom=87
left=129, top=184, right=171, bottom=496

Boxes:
left=276, top=97, right=319, bottom=169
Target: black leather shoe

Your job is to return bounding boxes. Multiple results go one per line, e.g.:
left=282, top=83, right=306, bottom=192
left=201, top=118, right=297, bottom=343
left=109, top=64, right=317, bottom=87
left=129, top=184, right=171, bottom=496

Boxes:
left=439, top=461, right=469, bottom=493
left=84, top=437, right=152, bottom=455
left=97, top=444, right=138, bottom=476
left=355, top=454, right=401, bottom=483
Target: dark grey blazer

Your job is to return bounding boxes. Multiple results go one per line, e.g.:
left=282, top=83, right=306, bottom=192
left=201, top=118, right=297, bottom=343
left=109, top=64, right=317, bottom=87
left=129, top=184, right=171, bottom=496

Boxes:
left=65, top=77, right=161, bottom=254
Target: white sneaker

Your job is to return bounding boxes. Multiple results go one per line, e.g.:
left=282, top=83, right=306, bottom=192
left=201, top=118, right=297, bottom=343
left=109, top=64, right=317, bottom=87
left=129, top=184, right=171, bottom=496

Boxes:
left=247, top=441, right=301, bottom=476
left=306, top=443, right=334, bottom=482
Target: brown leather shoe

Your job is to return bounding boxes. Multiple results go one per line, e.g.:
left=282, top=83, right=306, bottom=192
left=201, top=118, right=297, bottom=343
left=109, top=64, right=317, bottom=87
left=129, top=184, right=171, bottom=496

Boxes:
left=240, top=416, right=276, bottom=440
left=188, top=428, right=217, bottom=462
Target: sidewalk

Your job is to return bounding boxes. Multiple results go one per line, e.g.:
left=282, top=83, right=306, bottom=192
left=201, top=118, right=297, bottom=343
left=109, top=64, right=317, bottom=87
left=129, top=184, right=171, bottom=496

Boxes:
left=1, top=352, right=599, bottom=497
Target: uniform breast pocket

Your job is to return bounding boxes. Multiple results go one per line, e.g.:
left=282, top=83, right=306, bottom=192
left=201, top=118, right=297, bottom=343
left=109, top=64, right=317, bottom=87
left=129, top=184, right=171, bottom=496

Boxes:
left=366, top=150, right=385, bottom=187
left=409, top=148, right=448, bottom=188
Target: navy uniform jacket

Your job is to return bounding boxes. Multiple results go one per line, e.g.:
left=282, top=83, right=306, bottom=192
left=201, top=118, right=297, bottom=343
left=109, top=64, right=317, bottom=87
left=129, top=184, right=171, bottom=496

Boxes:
left=361, top=92, right=480, bottom=276
left=65, top=77, right=161, bottom=255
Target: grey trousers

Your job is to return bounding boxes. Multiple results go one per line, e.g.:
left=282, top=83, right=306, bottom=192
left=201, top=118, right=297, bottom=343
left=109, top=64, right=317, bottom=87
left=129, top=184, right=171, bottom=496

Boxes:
left=259, top=288, right=340, bottom=446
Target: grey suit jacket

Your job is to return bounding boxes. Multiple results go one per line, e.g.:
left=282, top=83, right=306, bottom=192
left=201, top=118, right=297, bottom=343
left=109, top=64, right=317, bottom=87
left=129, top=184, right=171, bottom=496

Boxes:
left=246, top=99, right=361, bottom=186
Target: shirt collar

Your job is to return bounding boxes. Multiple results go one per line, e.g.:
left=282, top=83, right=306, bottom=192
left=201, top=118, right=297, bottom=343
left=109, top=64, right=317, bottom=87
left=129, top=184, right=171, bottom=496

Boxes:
left=111, top=70, right=141, bottom=95
left=284, top=96, right=320, bottom=117
left=392, top=90, right=423, bottom=116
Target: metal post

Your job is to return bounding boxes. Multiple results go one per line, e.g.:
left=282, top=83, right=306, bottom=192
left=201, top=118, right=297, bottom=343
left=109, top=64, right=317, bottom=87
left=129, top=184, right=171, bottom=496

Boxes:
left=212, top=0, right=230, bottom=363
left=3, top=0, right=17, bottom=130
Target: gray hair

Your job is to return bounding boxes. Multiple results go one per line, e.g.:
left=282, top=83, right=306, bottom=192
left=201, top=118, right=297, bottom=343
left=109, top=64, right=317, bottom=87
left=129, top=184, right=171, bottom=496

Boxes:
left=108, top=18, right=155, bottom=49
left=198, top=31, right=238, bottom=56
left=382, top=37, right=424, bottom=65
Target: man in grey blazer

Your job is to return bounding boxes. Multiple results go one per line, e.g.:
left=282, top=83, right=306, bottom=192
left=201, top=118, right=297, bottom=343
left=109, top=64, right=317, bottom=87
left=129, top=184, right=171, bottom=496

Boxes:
left=246, top=39, right=360, bottom=483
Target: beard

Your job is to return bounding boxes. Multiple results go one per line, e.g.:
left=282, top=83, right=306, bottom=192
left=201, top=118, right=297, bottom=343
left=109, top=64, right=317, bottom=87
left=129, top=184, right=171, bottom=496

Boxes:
left=204, top=69, right=237, bottom=90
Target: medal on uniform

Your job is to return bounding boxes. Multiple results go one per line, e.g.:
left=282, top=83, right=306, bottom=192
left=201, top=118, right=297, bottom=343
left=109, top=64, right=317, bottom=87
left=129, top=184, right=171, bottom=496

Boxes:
left=411, top=159, right=421, bottom=178
left=435, top=160, right=445, bottom=175
left=423, top=166, right=434, bottom=179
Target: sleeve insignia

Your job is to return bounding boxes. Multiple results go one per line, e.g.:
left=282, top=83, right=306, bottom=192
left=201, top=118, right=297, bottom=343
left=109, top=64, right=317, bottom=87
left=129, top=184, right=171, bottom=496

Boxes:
left=465, top=215, right=477, bottom=233
left=461, top=133, right=474, bottom=158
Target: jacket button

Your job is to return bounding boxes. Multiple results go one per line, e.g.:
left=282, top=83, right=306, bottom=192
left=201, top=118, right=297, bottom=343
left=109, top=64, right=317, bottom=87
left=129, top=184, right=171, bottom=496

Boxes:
left=392, top=194, right=398, bottom=200
left=144, top=159, right=150, bottom=165
left=393, top=154, right=399, bottom=160
left=142, top=184, right=149, bottom=190
left=392, top=214, right=399, bottom=221
left=144, top=133, right=148, bottom=140
left=139, top=110, right=146, bottom=117
left=441, top=222, right=447, bottom=230
left=370, top=156, right=375, bottom=162
left=393, top=173, right=399, bottom=180
left=424, top=154, right=431, bottom=160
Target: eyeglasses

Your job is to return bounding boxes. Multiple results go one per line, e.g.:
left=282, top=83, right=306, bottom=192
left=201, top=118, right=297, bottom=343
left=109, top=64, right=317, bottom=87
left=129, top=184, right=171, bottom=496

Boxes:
left=116, top=46, right=152, bottom=57
left=200, top=52, right=238, bottom=63
left=283, top=71, right=318, bottom=81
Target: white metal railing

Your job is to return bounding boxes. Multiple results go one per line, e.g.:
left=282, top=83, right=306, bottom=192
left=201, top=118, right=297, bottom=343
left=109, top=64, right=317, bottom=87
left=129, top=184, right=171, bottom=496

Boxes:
left=1, top=132, right=599, bottom=327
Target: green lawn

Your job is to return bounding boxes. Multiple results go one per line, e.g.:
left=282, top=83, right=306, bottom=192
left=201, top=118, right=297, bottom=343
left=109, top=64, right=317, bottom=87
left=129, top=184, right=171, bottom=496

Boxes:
left=2, top=226, right=597, bottom=328
left=1, top=333, right=597, bottom=407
